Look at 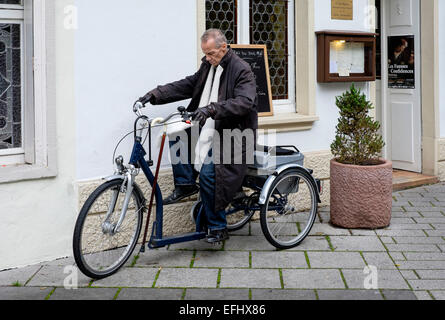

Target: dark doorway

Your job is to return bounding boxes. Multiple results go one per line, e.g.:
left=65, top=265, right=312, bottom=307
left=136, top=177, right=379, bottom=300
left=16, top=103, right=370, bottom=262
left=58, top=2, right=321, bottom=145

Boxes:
left=375, top=0, right=382, bottom=80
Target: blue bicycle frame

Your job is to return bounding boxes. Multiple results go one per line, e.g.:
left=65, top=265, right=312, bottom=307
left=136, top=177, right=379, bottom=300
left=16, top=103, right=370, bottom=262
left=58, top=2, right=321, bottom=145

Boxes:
left=129, top=134, right=207, bottom=250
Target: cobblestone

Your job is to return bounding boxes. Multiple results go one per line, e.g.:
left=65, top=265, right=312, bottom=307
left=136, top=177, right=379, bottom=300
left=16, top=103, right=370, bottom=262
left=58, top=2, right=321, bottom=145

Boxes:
left=307, top=252, right=365, bottom=269
left=430, top=291, right=445, bottom=300
left=282, top=269, right=345, bottom=289
left=317, top=289, right=382, bottom=300
left=156, top=268, right=218, bottom=288
left=194, top=251, right=249, bottom=268
left=251, top=289, right=316, bottom=300
left=409, top=280, right=445, bottom=290
left=116, top=288, right=183, bottom=300
left=342, top=269, right=410, bottom=290
left=385, top=244, right=441, bottom=252
left=251, top=251, right=308, bottom=269
left=0, top=287, right=52, bottom=300
left=329, top=236, right=386, bottom=251
left=220, top=269, right=281, bottom=289
left=361, top=252, right=397, bottom=269
left=414, top=270, right=445, bottom=279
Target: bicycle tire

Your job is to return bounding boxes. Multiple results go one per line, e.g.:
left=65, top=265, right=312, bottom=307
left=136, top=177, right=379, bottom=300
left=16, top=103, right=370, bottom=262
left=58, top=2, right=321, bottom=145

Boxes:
left=260, top=169, right=318, bottom=250
left=73, top=179, right=144, bottom=279
left=226, top=193, right=259, bottom=231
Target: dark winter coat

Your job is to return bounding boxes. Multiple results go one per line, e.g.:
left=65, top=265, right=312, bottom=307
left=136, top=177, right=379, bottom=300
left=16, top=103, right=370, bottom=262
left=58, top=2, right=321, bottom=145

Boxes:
left=149, top=48, right=258, bottom=211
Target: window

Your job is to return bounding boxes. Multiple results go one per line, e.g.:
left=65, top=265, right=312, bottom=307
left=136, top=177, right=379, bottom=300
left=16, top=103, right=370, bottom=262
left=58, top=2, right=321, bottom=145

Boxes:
left=205, top=0, right=295, bottom=113
left=206, top=0, right=238, bottom=44
left=0, top=0, right=33, bottom=166
left=0, top=0, right=56, bottom=183
left=250, top=0, right=290, bottom=102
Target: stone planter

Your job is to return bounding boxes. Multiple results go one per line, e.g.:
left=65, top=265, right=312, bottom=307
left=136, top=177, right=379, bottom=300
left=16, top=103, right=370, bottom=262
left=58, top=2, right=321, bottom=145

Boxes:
left=330, top=159, right=393, bottom=229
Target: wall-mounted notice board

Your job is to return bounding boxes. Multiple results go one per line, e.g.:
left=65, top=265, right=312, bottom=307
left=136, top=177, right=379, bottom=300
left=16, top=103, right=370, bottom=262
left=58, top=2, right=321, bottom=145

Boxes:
left=316, top=31, right=377, bottom=83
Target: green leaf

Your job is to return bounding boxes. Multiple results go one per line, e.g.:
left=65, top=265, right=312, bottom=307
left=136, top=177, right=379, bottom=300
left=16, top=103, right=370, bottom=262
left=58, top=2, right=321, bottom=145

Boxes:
left=331, top=84, right=385, bottom=165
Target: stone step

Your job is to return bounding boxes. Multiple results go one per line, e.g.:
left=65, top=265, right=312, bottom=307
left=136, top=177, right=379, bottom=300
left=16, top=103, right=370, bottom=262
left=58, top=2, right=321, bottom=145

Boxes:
left=393, top=170, right=439, bottom=192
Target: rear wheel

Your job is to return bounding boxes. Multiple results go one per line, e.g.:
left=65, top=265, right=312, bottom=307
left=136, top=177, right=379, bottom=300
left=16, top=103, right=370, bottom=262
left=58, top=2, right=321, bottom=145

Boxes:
left=260, top=169, right=318, bottom=249
left=226, top=193, right=259, bottom=231
left=73, top=179, right=144, bottom=279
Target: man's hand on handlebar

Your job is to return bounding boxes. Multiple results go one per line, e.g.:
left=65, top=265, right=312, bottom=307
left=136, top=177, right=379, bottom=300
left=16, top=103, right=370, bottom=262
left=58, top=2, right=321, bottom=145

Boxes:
left=192, top=105, right=216, bottom=127
left=138, top=93, right=155, bottom=105
left=138, top=92, right=155, bottom=105
left=133, top=100, right=144, bottom=116
left=133, top=92, right=155, bottom=116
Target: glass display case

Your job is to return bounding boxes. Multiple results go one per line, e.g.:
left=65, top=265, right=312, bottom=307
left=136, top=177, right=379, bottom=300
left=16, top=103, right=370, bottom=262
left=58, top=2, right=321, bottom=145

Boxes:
left=316, top=31, right=377, bottom=83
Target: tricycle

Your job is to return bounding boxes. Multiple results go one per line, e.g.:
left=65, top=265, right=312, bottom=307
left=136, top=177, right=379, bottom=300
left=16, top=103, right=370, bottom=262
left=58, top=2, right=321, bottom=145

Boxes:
left=73, top=102, right=322, bottom=279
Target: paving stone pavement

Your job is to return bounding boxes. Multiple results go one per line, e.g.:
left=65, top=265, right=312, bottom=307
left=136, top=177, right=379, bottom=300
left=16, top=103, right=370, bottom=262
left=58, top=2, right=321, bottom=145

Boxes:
left=2, top=183, right=445, bottom=301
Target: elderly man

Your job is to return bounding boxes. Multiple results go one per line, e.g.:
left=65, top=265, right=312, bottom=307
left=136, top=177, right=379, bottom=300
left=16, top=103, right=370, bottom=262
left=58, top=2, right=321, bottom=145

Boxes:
left=139, top=29, right=258, bottom=243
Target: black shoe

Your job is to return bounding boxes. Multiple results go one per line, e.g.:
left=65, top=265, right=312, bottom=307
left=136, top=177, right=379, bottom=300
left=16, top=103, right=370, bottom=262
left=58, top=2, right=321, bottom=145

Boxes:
left=231, top=191, right=247, bottom=206
left=163, top=185, right=199, bottom=205
left=206, top=228, right=229, bottom=244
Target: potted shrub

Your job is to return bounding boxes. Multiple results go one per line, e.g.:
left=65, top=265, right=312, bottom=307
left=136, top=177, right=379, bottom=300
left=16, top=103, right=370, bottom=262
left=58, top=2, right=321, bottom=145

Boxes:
left=330, top=84, right=392, bottom=229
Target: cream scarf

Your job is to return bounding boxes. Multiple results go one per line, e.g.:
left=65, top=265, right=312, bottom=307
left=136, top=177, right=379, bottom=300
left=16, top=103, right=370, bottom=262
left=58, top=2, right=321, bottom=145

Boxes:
left=194, top=64, right=224, bottom=172
left=163, top=65, right=223, bottom=172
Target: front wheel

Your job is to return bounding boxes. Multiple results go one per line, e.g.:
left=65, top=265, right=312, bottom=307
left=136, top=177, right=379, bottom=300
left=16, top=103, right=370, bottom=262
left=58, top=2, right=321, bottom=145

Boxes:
left=73, top=179, right=144, bottom=279
left=260, top=169, right=318, bottom=250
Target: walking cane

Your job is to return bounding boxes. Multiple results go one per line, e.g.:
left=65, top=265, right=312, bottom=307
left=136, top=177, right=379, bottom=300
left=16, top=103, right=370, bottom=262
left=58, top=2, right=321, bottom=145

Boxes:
left=140, top=120, right=168, bottom=253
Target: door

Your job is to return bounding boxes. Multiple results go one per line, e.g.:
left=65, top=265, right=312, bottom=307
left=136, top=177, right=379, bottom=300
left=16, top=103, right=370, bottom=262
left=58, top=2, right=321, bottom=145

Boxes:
left=381, top=0, right=422, bottom=172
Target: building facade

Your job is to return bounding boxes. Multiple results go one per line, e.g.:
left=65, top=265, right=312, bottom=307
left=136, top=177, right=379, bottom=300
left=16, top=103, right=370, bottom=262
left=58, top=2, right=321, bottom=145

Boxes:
left=0, top=0, right=444, bottom=270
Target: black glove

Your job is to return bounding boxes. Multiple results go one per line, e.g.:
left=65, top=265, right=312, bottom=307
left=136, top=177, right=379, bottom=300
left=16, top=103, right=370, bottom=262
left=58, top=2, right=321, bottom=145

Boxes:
left=192, top=105, right=216, bottom=127
left=138, top=92, right=155, bottom=105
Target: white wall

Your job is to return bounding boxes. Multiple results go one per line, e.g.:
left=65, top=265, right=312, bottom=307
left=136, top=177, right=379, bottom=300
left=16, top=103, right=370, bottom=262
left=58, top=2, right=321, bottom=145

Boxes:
left=0, top=1, right=77, bottom=270
left=315, top=0, right=374, bottom=32
left=439, top=0, right=445, bottom=137
left=76, top=0, right=197, bottom=180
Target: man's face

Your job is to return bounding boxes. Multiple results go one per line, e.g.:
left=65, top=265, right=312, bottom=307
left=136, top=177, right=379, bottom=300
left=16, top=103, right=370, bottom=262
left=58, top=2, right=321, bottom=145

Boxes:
left=202, top=38, right=228, bottom=67
left=401, top=39, right=408, bottom=50
left=395, top=40, right=409, bottom=53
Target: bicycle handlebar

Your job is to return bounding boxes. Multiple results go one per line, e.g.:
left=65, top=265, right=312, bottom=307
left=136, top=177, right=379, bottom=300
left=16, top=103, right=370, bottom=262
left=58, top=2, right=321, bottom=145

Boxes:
left=133, top=101, right=144, bottom=117
left=133, top=100, right=194, bottom=127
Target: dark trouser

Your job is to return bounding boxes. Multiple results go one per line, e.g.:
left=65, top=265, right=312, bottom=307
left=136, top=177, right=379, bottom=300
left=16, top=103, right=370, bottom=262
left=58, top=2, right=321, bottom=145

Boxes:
left=169, top=129, right=227, bottom=231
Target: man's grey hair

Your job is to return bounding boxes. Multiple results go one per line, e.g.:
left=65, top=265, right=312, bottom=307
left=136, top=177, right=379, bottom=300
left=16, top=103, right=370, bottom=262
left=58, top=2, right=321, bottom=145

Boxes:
left=201, top=29, right=228, bottom=48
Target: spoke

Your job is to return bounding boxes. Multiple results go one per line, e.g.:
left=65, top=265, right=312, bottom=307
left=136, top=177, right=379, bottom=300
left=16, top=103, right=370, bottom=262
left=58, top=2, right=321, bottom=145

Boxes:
left=264, top=172, right=316, bottom=247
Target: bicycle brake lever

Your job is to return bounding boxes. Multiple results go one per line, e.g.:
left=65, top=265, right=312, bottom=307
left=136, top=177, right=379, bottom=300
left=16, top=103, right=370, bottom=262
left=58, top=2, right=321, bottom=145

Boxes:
left=182, top=113, right=194, bottom=125
left=178, top=107, right=193, bottom=125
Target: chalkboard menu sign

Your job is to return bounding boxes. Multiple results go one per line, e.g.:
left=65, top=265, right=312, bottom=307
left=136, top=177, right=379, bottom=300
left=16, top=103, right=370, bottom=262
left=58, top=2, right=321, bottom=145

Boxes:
left=231, top=44, right=274, bottom=117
